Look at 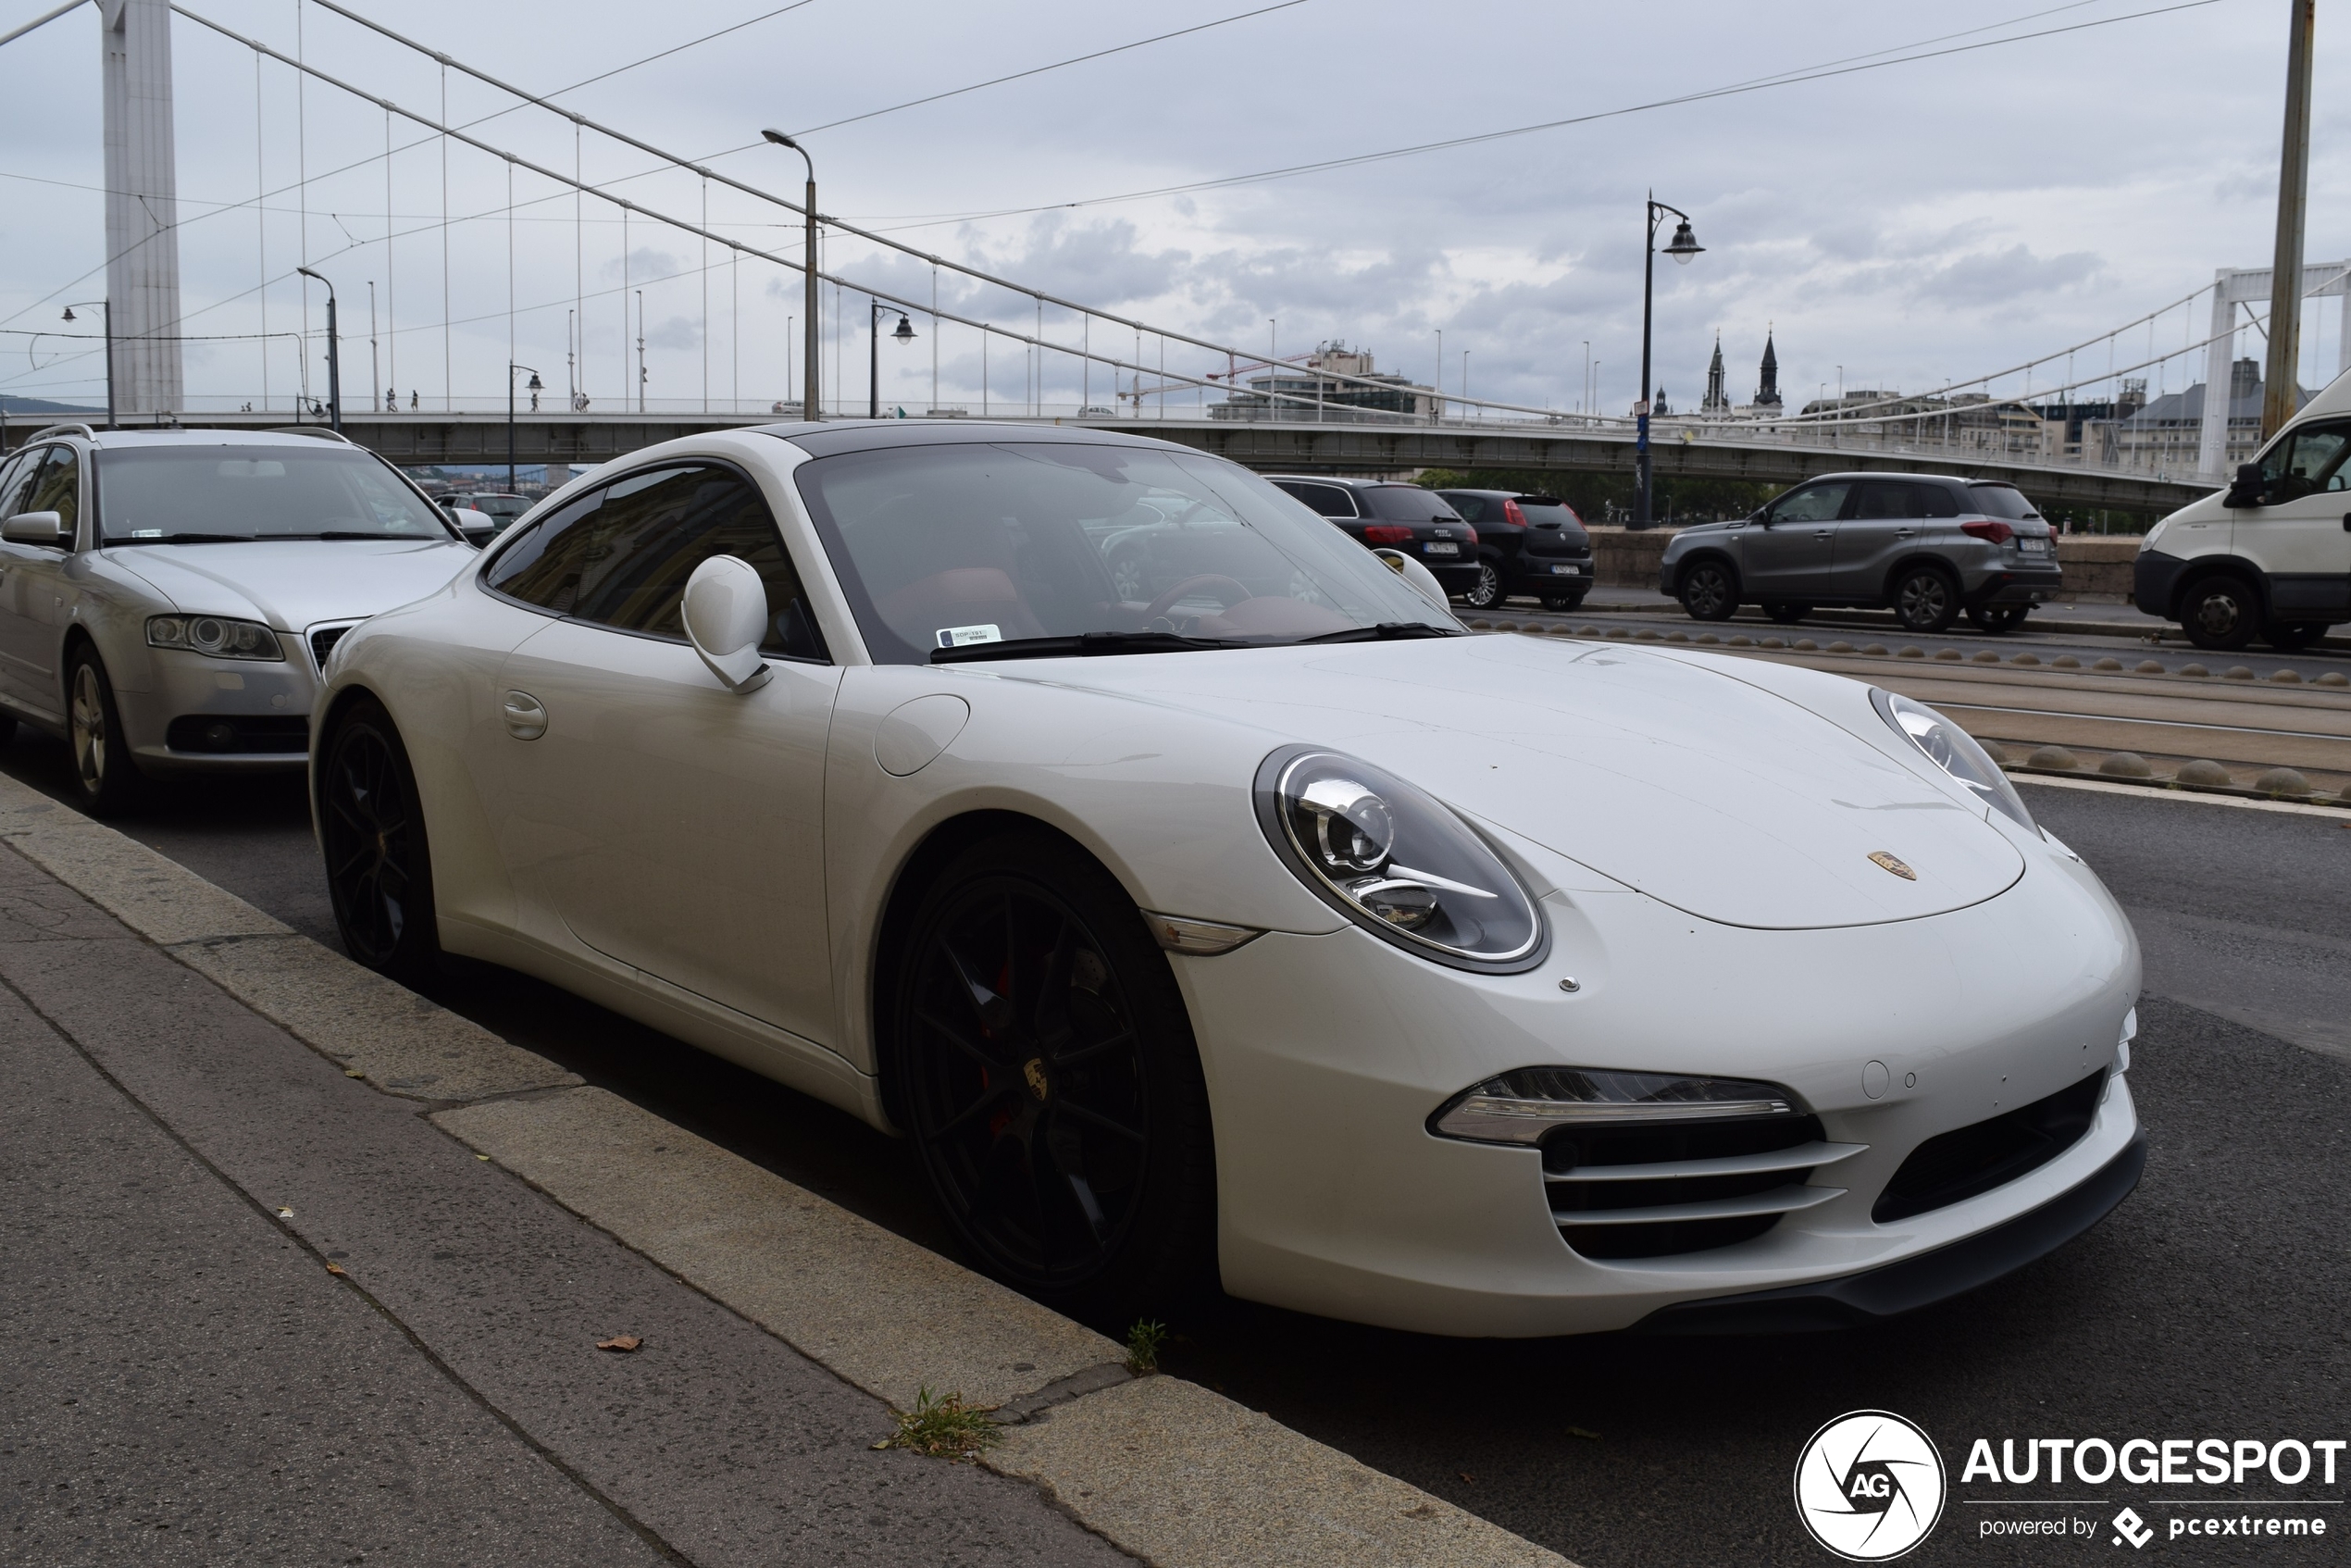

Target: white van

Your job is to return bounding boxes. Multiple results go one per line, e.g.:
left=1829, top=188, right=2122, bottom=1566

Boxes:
left=2135, top=370, right=2351, bottom=651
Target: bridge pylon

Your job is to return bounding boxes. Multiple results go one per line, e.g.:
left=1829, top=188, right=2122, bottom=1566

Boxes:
left=100, top=0, right=184, bottom=415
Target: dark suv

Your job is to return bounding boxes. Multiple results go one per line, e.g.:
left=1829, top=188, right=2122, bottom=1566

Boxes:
left=1656, top=472, right=2060, bottom=634
left=1433, top=489, right=1594, bottom=610
left=1264, top=476, right=1481, bottom=597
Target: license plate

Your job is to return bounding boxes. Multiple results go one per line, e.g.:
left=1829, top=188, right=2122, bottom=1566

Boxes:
left=1424, top=541, right=1460, bottom=556
left=1549, top=564, right=1582, bottom=576
left=2018, top=537, right=2050, bottom=554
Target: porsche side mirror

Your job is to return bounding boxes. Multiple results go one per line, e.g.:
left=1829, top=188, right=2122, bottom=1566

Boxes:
left=2224, top=463, right=2267, bottom=509
left=1371, top=548, right=1456, bottom=616
left=681, top=554, right=773, bottom=693
left=0, top=510, right=65, bottom=546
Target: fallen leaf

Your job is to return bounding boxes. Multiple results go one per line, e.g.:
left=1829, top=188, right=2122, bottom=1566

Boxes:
left=1459, top=1472, right=1476, bottom=1485
left=475, top=1154, right=491, bottom=1162
left=275, top=1207, right=293, bottom=1219
left=1401, top=1502, right=1438, bottom=1521
left=344, top=1069, right=366, bottom=1079
left=597, top=1335, right=642, bottom=1353
left=870, top=1438, right=891, bottom=1450
left=324, top=1263, right=347, bottom=1277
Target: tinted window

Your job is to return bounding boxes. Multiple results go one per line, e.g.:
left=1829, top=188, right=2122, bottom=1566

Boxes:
left=487, top=464, right=827, bottom=661
left=0, top=447, right=44, bottom=518
left=94, top=446, right=447, bottom=542
left=1914, top=483, right=1959, bottom=518
left=1439, top=492, right=1487, bottom=523
left=1362, top=486, right=1453, bottom=522
left=1271, top=479, right=1357, bottom=517
left=1965, top=483, right=2041, bottom=520
left=792, top=442, right=1444, bottom=666
left=2258, top=419, right=2351, bottom=501
left=23, top=446, right=81, bottom=538
left=1853, top=481, right=1924, bottom=519
left=1516, top=500, right=1581, bottom=528
left=1768, top=482, right=1849, bottom=525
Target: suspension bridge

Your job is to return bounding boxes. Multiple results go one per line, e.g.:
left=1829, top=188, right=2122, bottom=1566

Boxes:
left=3, top=0, right=2336, bottom=518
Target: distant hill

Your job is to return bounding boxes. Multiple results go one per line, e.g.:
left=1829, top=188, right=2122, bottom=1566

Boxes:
left=0, top=395, right=103, bottom=416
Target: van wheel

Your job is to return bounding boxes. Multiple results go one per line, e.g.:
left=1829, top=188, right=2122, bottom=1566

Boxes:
left=889, top=829, right=1214, bottom=1325
left=2260, top=619, right=2322, bottom=652
left=1893, top=567, right=1960, bottom=634
left=2181, top=578, right=2259, bottom=652
left=67, top=646, right=145, bottom=817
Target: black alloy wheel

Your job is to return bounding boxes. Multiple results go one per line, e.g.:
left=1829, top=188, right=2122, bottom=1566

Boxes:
left=1539, top=591, right=1586, bottom=613
left=1967, top=604, right=2032, bottom=634
left=1462, top=558, right=1505, bottom=610
left=66, top=645, right=143, bottom=817
left=892, top=831, right=1213, bottom=1321
left=319, top=698, right=442, bottom=979
left=2260, top=618, right=2323, bottom=652
left=1892, top=567, right=1960, bottom=634
left=2180, top=577, right=2259, bottom=652
left=1678, top=561, right=1738, bottom=621
left=1762, top=601, right=1811, bottom=625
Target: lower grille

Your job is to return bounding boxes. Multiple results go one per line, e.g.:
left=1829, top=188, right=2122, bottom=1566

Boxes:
left=165, top=715, right=310, bottom=754
left=309, top=624, right=355, bottom=670
left=1546, top=1115, right=1864, bottom=1260
left=1873, top=1071, right=2107, bottom=1223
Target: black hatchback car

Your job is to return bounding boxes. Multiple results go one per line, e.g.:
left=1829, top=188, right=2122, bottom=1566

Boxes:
left=1264, top=476, right=1482, bottom=598
left=1433, top=489, right=1595, bottom=611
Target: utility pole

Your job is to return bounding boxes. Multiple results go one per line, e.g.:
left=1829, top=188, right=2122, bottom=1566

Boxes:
left=2262, top=0, right=2317, bottom=442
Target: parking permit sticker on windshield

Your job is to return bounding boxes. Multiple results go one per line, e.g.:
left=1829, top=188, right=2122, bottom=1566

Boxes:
left=936, top=624, right=1002, bottom=649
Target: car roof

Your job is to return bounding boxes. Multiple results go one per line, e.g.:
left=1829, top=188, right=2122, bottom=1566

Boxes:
left=756, top=418, right=1195, bottom=460
left=1795, top=470, right=1976, bottom=490
left=1261, top=474, right=1419, bottom=491
left=29, top=426, right=362, bottom=452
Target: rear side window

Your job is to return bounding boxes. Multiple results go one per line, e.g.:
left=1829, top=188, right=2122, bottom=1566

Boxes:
left=486, top=464, right=827, bottom=661
left=1272, top=479, right=1357, bottom=517
left=1439, top=492, right=1487, bottom=522
left=1362, top=486, right=1453, bottom=522
left=1853, top=481, right=1924, bottom=519
left=1966, top=483, right=2041, bottom=521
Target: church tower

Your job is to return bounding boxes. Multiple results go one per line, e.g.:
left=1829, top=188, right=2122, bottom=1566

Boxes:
left=1754, top=327, right=1783, bottom=410
left=1700, top=333, right=1730, bottom=415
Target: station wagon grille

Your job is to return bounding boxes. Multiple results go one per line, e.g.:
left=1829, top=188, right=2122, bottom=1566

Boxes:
left=1545, top=1114, right=1862, bottom=1260
left=309, top=623, right=355, bottom=672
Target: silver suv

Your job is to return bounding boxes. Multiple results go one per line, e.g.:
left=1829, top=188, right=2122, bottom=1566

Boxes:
left=1656, top=472, right=2061, bottom=634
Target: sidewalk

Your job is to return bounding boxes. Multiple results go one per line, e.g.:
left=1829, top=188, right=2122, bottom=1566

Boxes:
left=0, top=840, right=1129, bottom=1566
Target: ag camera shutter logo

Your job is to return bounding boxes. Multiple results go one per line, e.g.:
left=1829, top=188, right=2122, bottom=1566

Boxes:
left=1794, top=1410, right=1947, bottom=1561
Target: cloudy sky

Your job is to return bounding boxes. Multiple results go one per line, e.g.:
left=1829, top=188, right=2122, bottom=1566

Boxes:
left=0, top=0, right=2343, bottom=419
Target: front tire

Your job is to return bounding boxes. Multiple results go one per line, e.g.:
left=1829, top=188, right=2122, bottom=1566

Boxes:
left=889, top=829, right=1214, bottom=1324
left=318, top=697, right=442, bottom=980
left=1462, top=558, right=1504, bottom=610
left=2180, top=577, right=2259, bottom=652
left=1677, top=560, right=1738, bottom=621
left=1892, top=567, right=1960, bottom=634
left=66, top=646, right=143, bottom=817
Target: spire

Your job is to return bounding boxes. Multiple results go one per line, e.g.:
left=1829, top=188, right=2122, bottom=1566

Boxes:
left=1702, top=331, right=1730, bottom=414
left=1755, top=323, right=1783, bottom=409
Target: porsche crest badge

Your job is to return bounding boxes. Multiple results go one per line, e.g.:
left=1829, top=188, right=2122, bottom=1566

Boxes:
left=1868, top=851, right=1917, bottom=881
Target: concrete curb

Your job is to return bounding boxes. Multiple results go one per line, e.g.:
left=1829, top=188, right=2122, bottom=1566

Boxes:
left=0, top=771, right=1574, bottom=1568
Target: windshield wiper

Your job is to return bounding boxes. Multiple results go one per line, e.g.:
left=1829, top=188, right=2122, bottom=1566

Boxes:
left=106, top=532, right=255, bottom=544
left=1293, top=621, right=1462, bottom=645
left=930, top=629, right=1249, bottom=665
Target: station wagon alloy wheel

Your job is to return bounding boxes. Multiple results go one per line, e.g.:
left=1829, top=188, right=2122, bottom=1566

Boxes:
left=70, top=663, right=108, bottom=796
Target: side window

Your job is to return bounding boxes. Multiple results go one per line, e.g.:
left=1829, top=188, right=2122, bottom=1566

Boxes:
left=22, top=447, right=80, bottom=539
left=1851, top=481, right=1921, bottom=519
left=0, top=448, right=40, bottom=518
left=487, top=464, right=826, bottom=661
left=1913, top=484, right=1959, bottom=518
left=2262, top=421, right=2351, bottom=501
left=1272, top=479, right=1356, bottom=517
left=1443, top=493, right=1486, bottom=523
left=1767, top=482, right=1850, bottom=525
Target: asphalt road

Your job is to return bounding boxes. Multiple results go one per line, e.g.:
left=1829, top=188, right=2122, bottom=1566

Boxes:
left=6, top=729, right=2346, bottom=1568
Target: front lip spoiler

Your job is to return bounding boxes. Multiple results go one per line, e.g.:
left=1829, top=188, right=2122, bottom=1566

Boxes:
left=1630, top=1129, right=2146, bottom=1336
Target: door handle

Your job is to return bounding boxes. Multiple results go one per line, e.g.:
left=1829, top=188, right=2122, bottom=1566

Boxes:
left=1894, top=528, right=1915, bottom=538
left=501, top=690, right=548, bottom=740
left=1812, top=529, right=1833, bottom=539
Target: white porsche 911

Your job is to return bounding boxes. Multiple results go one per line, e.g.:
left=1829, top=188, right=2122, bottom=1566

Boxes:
left=314, top=421, right=2144, bottom=1336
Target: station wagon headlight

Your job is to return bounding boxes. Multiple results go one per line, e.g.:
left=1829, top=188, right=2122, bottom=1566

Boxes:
left=1871, top=688, right=2034, bottom=831
left=1431, top=1067, right=1797, bottom=1145
left=148, top=614, right=285, bottom=662
left=1255, top=746, right=1544, bottom=970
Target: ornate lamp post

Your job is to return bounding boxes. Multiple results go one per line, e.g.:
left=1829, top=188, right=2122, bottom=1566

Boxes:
left=870, top=299, right=915, bottom=418
left=1633, top=195, right=1703, bottom=531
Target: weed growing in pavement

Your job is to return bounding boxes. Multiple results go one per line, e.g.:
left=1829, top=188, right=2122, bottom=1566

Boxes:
left=1125, top=1319, right=1168, bottom=1375
left=880, top=1387, right=999, bottom=1460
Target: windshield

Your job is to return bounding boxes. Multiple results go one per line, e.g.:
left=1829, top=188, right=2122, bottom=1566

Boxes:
left=792, top=441, right=1450, bottom=663
left=1517, top=500, right=1582, bottom=529
left=95, top=446, right=454, bottom=543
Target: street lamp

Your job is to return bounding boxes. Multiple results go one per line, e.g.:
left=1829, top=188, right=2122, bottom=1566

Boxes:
left=295, top=267, right=342, bottom=432
left=507, top=363, right=543, bottom=492
left=761, top=129, right=820, bottom=422
left=869, top=298, right=915, bottom=418
left=1633, top=194, right=1703, bottom=531
left=61, top=301, right=114, bottom=429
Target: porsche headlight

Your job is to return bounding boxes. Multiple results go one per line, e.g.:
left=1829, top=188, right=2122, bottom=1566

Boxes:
left=1871, top=688, right=2034, bottom=831
left=1255, top=746, right=1544, bottom=970
left=148, top=615, right=285, bottom=662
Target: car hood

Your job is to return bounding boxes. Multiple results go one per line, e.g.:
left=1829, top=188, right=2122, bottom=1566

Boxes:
left=991, top=634, right=2022, bottom=929
left=104, top=538, right=478, bottom=629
